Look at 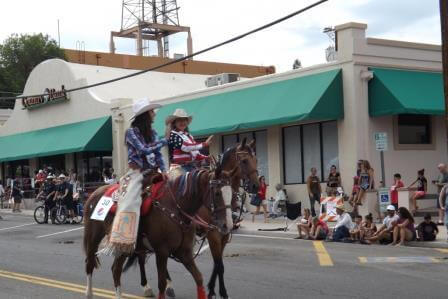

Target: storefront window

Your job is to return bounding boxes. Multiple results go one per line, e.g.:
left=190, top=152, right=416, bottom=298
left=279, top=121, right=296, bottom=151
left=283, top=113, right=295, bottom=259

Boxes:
left=221, top=130, right=269, bottom=183
left=39, top=155, right=65, bottom=174
left=397, top=114, right=431, bottom=144
left=75, top=151, right=113, bottom=183
left=283, top=121, right=339, bottom=184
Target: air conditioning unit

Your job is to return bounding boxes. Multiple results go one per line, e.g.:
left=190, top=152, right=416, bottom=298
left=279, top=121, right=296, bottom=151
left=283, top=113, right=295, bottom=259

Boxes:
left=173, top=53, right=185, bottom=60
left=205, top=73, right=240, bottom=87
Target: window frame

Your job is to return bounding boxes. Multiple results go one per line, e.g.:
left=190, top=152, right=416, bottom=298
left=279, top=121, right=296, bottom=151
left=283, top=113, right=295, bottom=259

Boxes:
left=393, top=115, right=436, bottom=151
left=221, top=129, right=267, bottom=153
left=282, top=121, right=338, bottom=185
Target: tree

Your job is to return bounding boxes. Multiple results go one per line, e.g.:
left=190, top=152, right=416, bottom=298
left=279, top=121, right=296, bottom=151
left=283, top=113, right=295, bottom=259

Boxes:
left=0, top=33, right=65, bottom=94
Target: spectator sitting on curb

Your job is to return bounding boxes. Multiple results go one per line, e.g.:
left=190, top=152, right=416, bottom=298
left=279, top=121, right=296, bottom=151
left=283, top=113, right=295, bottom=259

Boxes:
left=295, top=208, right=312, bottom=239
left=365, top=205, right=398, bottom=244
left=329, top=204, right=353, bottom=242
left=350, top=215, right=363, bottom=241
left=391, top=207, right=416, bottom=246
left=360, top=213, right=377, bottom=241
left=308, top=216, right=329, bottom=240
left=268, top=184, right=286, bottom=218
left=417, top=213, right=438, bottom=241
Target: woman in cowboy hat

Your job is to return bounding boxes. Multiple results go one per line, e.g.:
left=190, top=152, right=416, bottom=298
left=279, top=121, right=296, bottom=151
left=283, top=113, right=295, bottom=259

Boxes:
left=99, top=98, right=168, bottom=255
left=165, top=108, right=213, bottom=173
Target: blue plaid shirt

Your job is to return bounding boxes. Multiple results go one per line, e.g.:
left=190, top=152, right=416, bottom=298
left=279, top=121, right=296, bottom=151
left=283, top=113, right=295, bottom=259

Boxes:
left=125, top=127, right=167, bottom=172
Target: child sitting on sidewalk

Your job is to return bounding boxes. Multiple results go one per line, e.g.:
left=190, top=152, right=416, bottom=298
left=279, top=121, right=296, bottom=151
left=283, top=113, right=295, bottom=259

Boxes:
left=417, top=213, right=438, bottom=241
left=350, top=215, right=363, bottom=240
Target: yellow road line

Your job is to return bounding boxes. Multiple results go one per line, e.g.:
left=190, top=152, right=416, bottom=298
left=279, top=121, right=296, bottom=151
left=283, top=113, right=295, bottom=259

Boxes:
left=0, top=269, right=145, bottom=299
left=313, top=241, right=333, bottom=266
left=430, top=257, right=441, bottom=263
left=436, top=248, right=448, bottom=254
left=358, top=257, right=367, bottom=263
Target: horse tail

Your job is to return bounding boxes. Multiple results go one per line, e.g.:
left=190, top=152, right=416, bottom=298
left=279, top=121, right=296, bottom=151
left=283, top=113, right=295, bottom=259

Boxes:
left=123, top=253, right=138, bottom=272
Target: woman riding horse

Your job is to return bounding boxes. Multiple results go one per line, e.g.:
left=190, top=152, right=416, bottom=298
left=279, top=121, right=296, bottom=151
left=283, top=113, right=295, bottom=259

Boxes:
left=166, top=108, right=214, bottom=174
left=97, top=97, right=167, bottom=255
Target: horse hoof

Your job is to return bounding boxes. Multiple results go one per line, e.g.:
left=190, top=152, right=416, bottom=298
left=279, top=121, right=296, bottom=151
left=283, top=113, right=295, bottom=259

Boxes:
left=166, top=287, right=176, bottom=298
left=143, top=286, right=155, bottom=297
left=207, top=295, right=216, bottom=299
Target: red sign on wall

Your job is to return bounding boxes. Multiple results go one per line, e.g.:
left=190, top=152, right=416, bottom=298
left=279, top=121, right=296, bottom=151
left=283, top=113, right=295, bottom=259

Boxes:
left=22, top=86, right=69, bottom=110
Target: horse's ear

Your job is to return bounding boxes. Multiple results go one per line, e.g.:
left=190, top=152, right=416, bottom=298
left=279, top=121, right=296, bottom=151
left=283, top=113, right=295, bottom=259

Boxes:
left=248, top=139, right=256, bottom=151
left=240, top=137, right=247, bottom=148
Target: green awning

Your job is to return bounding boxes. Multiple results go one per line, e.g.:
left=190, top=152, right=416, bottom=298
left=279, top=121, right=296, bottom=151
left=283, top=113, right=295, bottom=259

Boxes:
left=0, top=116, right=112, bottom=162
left=154, top=69, right=343, bottom=136
left=369, top=68, right=445, bottom=117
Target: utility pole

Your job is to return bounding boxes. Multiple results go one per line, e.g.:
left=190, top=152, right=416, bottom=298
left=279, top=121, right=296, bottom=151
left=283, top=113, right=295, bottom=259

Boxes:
left=440, top=0, right=448, bottom=134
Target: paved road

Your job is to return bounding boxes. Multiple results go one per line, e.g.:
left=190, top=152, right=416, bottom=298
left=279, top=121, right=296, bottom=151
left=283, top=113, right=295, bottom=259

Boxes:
left=0, top=213, right=447, bottom=299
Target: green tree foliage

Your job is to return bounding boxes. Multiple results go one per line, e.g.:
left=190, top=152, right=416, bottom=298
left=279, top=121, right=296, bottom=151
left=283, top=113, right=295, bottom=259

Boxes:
left=0, top=33, right=65, bottom=94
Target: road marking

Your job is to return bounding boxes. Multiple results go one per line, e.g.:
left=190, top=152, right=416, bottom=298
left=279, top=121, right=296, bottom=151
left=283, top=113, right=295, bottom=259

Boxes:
left=357, top=256, right=443, bottom=264
left=312, top=241, right=333, bottom=266
left=234, top=233, right=295, bottom=241
left=36, top=227, right=83, bottom=239
left=436, top=248, right=448, bottom=254
left=0, top=269, right=145, bottom=298
left=0, top=223, right=35, bottom=231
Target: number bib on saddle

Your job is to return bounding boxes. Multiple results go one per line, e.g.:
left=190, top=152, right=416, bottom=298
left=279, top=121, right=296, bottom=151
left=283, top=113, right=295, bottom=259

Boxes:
left=91, top=196, right=115, bottom=221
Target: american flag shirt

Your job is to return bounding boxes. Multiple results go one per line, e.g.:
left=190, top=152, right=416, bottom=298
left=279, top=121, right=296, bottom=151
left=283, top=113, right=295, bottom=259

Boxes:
left=125, top=127, right=167, bottom=172
left=168, top=130, right=207, bottom=164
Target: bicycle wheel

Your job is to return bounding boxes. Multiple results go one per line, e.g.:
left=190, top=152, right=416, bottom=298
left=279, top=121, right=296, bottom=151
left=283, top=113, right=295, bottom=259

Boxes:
left=34, top=206, right=46, bottom=224
left=53, top=206, right=67, bottom=224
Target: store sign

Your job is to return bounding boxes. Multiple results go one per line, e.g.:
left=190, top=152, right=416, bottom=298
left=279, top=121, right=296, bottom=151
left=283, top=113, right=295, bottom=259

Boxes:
left=22, top=85, right=69, bottom=110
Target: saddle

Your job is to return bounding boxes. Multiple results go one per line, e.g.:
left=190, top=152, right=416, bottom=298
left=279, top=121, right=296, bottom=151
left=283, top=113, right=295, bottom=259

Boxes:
left=105, top=172, right=166, bottom=217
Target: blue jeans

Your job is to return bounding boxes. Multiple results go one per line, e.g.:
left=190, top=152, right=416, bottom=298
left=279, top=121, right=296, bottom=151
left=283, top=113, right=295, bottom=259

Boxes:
left=333, top=226, right=350, bottom=241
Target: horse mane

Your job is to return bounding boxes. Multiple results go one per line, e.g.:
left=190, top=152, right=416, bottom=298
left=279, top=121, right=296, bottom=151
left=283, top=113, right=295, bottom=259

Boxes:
left=221, top=146, right=236, bottom=167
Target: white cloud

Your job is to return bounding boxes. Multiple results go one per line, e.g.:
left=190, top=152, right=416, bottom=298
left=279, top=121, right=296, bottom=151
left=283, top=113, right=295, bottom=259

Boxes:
left=0, top=0, right=441, bottom=72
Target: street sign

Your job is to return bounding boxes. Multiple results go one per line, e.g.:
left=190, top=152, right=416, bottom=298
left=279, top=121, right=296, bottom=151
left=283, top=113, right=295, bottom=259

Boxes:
left=378, top=188, right=391, bottom=213
left=375, top=132, right=388, bottom=151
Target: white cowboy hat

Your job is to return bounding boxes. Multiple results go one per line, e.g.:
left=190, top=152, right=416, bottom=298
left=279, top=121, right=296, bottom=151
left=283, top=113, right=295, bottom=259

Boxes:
left=46, top=175, right=54, bottom=179
left=129, top=97, right=162, bottom=121
left=59, top=174, right=66, bottom=179
left=165, top=108, right=193, bottom=125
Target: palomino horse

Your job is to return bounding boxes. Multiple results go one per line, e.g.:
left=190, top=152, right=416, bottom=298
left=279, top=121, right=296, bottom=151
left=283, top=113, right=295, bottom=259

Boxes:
left=83, top=166, right=233, bottom=299
left=124, top=138, right=259, bottom=299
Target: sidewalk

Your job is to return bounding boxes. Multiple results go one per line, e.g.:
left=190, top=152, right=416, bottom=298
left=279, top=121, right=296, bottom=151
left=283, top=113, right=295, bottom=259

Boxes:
left=0, top=208, right=34, bottom=217
left=238, top=213, right=448, bottom=249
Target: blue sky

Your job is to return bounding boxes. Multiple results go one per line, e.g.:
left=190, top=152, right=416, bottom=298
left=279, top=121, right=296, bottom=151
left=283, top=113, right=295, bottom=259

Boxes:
left=0, top=0, right=442, bottom=72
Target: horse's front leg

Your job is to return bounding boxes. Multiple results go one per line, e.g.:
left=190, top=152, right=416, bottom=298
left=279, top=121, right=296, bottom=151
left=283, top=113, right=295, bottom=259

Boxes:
left=216, top=258, right=229, bottom=299
left=138, top=253, right=155, bottom=297
left=155, top=252, right=169, bottom=299
left=180, top=255, right=206, bottom=299
left=111, top=255, right=127, bottom=299
left=166, top=270, right=176, bottom=298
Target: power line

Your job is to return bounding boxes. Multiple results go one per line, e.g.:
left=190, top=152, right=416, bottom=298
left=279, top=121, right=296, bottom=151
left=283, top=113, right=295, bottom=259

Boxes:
left=2, top=0, right=328, bottom=101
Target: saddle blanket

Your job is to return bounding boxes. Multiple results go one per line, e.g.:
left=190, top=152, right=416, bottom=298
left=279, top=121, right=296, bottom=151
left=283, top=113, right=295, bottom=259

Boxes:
left=91, top=182, right=165, bottom=222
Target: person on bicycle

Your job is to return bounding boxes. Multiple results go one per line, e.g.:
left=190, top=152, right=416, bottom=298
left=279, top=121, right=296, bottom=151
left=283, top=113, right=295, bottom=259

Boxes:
left=55, top=174, right=75, bottom=224
left=37, top=175, right=57, bottom=224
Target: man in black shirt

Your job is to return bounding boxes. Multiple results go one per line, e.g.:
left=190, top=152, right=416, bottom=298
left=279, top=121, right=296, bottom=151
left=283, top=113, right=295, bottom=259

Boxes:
left=417, top=214, right=438, bottom=241
left=55, top=174, right=75, bottom=224
left=37, top=175, right=57, bottom=224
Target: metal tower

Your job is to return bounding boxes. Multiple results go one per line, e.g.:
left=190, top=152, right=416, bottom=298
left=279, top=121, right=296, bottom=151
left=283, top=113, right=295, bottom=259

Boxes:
left=110, top=0, right=193, bottom=58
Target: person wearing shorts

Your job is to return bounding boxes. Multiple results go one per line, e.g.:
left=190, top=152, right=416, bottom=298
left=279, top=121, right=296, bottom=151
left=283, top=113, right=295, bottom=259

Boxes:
left=435, top=164, right=448, bottom=225
left=408, top=169, right=427, bottom=215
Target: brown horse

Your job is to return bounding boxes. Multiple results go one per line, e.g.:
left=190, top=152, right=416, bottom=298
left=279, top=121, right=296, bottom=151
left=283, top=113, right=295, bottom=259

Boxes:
left=83, top=166, right=233, bottom=299
left=124, top=138, right=259, bottom=299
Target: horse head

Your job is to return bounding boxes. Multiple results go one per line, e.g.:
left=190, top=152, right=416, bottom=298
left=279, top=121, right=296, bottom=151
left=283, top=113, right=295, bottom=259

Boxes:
left=221, top=137, right=259, bottom=194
